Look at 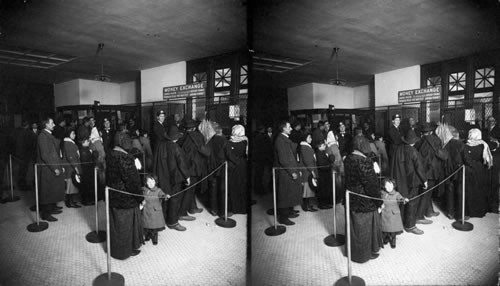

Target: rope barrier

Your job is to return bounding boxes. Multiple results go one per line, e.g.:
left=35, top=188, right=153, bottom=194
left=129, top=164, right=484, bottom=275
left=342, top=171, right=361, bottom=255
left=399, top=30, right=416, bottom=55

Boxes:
left=274, top=164, right=333, bottom=170
left=348, top=165, right=465, bottom=202
left=34, top=161, right=96, bottom=167
left=106, top=162, right=227, bottom=199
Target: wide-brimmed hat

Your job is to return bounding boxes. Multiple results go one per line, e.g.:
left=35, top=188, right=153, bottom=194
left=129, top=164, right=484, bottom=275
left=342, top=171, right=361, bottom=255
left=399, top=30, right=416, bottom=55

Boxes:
left=421, top=122, right=433, bottom=133
left=404, top=130, right=420, bottom=145
left=166, top=125, right=183, bottom=141
left=308, top=174, right=319, bottom=192
left=184, top=119, right=197, bottom=129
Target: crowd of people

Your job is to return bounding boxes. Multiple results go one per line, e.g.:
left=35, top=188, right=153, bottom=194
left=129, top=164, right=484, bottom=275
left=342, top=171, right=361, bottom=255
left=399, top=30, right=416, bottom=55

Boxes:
left=253, top=114, right=499, bottom=263
left=0, top=111, right=249, bottom=260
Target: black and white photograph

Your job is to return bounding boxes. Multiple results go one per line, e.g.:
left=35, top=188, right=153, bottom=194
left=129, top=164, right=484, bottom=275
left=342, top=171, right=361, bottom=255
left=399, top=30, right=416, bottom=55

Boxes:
left=0, top=0, right=499, bottom=285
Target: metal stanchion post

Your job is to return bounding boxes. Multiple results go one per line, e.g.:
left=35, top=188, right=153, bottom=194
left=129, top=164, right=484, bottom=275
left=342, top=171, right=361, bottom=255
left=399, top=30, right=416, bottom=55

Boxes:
left=452, top=165, right=473, bottom=231
left=6, top=155, right=20, bottom=202
left=87, top=167, right=106, bottom=242
left=335, top=191, right=365, bottom=286
left=265, top=167, right=286, bottom=236
left=27, top=164, right=48, bottom=232
left=94, top=187, right=124, bottom=286
left=324, top=170, right=345, bottom=246
left=215, top=161, right=236, bottom=228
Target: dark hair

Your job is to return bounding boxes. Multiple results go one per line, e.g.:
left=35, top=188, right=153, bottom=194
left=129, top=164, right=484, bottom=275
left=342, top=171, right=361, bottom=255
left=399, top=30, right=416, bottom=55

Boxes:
left=144, top=173, right=159, bottom=186
left=40, top=117, right=53, bottom=129
left=278, top=120, right=289, bottom=132
left=382, top=177, right=397, bottom=188
left=64, top=127, right=75, bottom=138
left=317, top=120, right=325, bottom=127
left=301, top=131, right=312, bottom=142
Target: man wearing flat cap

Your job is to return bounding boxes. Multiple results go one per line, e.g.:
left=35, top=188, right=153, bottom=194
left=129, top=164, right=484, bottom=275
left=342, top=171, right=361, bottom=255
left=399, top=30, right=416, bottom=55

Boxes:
left=391, top=130, right=427, bottom=235
left=387, top=114, right=403, bottom=169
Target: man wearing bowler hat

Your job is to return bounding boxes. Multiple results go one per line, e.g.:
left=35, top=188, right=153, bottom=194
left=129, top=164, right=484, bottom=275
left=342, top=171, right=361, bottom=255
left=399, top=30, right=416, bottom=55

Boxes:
left=391, top=130, right=428, bottom=235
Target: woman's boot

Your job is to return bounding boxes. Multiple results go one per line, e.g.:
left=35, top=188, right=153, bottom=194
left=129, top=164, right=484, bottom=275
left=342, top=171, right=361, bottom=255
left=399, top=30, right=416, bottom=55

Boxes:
left=308, top=198, right=318, bottom=212
left=152, top=232, right=158, bottom=245
left=71, top=194, right=82, bottom=208
left=390, top=234, right=396, bottom=249
left=301, top=198, right=308, bottom=212
left=65, top=195, right=72, bottom=208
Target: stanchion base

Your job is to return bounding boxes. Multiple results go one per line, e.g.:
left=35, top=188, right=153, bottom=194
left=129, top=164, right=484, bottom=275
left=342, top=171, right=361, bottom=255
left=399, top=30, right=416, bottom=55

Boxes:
left=27, top=222, right=49, bottom=232
left=334, top=276, right=366, bottom=286
left=264, top=225, right=286, bottom=236
left=86, top=231, right=106, bottom=243
left=324, top=234, right=346, bottom=247
left=5, top=196, right=20, bottom=202
left=215, top=217, right=236, bottom=228
left=452, top=221, right=473, bottom=231
left=93, top=272, right=125, bottom=286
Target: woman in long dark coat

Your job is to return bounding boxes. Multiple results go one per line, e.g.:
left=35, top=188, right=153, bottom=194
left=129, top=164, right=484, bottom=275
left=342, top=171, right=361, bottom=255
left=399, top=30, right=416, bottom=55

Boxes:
left=464, top=128, right=493, bottom=217
left=344, top=136, right=384, bottom=263
left=106, top=137, right=144, bottom=259
left=228, top=124, right=248, bottom=214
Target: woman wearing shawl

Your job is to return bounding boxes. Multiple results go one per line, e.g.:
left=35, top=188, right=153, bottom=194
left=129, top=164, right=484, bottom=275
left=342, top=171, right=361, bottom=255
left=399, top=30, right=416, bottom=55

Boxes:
left=228, top=124, right=248, bottom=214
left=464, top=128, right=493, bottom=217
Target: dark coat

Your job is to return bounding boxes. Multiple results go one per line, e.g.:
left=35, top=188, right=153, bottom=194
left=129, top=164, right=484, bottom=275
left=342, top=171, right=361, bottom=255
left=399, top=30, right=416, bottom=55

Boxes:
left=63, top=139, right=81, bottom=178
left=387, top=125, right=403, bottom=159
left=298, top=142, right=318, bottom=183
left=77, top=125, right=90, bottom=141
left=312, top=128, right=325, bottom=147
left=181, top=131, right=209, bottom=177
left=485, top=125, right=500, bottom=153
left=252, top=132, right=273, bottom=165
left=418, top=134, right=443, bottom=180
left=153, top=140, right=190, bottom=195
left=152, top=120, right=167, bottom=151
left=14, top=127, right=33, bottom=160
left=344, top=151, right=382, bottom=212
left=274, top=133, right=302, bottom=208
left=207, top=135, right=232, bottom=176
left=337, top=132, right=352, bottom=158
left=390, top=144, right=426, bottom=197
left=101, top=128, right=115, bottom=153
left=106, top=147, right=143, bottom=209
left=37, top=130, right=66, bottom=205
left=142, top=186, right=166, bottom=229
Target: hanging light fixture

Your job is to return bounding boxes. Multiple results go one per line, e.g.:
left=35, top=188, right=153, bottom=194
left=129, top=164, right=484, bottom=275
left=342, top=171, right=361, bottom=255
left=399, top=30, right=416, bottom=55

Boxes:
left=329, top=47, right=346, bottom=86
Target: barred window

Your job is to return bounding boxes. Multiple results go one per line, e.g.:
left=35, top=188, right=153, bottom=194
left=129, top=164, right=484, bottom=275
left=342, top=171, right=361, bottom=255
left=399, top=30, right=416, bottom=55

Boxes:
left=215, top=68, right=231, bottom=88
left=475, top=67, right=495, bottom=89
left=426, top=76, right=441, bottom=87
left=193, top=72, right=207, bottom=83
left=240, top=65, right=248, bottom=85
left=449, top=72, right=466, bottom=92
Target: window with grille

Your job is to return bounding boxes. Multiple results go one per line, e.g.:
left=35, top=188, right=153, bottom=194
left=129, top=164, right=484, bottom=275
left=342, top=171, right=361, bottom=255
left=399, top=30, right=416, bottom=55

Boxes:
left=449, top=72, right=466, bottom=92
left=426, top=76, right=441, bottom=87
left=240, top=65, right=248, bottom=85
left=475, top=67, right=495, bottom=89
left=215, top=68, right=231, bottom=88
left=193, top=72, right=207, bottom=83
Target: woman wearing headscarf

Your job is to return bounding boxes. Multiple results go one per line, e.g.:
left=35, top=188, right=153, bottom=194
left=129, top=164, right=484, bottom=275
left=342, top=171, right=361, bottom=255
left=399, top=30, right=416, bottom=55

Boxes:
left=228, top=124, right=248, bottom=214
left=464, top=128, right=493, bottom=218
left=344, top=135, right=383, bottom=263
left=106, top=132, right=144, bottom=259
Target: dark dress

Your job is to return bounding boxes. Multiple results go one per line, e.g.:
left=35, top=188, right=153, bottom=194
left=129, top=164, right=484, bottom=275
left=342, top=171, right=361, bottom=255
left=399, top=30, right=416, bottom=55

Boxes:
left=79, top=146, right=96, bottom=204
left=228, top=140, right=248, bottom=214
left=106, top=147, right=144, bottom=260
left=464, top=144, right=488, bottom=217
left=344, top=151, right=383, bottom=263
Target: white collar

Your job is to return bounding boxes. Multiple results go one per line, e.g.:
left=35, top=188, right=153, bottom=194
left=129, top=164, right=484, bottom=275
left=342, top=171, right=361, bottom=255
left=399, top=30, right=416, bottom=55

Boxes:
left=300, top=141, right=312, bottom=147
left=44, top=129, right=52, bottom=134
left=281, top=133, right=289, bottom=138
left=352, top=150, right=367, bottom=158
left=64, top=137, right=75, bottom=144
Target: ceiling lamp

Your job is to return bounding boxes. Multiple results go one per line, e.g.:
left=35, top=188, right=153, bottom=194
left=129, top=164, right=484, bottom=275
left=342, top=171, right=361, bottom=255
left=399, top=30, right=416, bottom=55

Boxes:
left=329, top=47, right=346, bottom=86
left=94, top=43, right=111, bottom=82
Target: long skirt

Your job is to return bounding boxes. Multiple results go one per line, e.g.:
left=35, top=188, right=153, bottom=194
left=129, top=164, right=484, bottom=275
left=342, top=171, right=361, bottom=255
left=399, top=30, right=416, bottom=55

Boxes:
left=110, top=207, right=144, bottom=260
left=65, top=178, right=79, bottom=195
left=349, top=210, right=383, bottom=263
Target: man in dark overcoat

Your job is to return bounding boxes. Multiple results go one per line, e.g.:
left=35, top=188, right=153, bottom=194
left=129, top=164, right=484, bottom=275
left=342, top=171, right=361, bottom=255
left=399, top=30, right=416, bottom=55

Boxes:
left=416, top=123, right=442, bottom=223
left=37, top=117, right=66, bottom=222
left=152, top=110, right=167, bottom=152
left=484, top=116, right=500, bottom=212
left=390, top=131, right=427, bottom=235
left=337, top=122, right=352, bottom=158
left=387, top=114, right=403, bottom=168
left=178, top=119, right=207, bottom=219
left=274, top=120, right=302, bottom=225
left=154, top=125, right=191, bottom=231
left=444, top=126, right=465, bottom=219
left=101, top=117, right=115, bottom=154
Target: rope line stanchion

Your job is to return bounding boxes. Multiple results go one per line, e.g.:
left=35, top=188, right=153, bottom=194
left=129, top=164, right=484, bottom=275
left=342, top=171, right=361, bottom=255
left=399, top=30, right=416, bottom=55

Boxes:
left=5, top=154, right=20, bottom=202
left=215, top=161, right=236, bottom=228
left=335, top=190, right=365, bottom=286
left=27, top=164, right=48, bottom=232
left=265, top=167, right=286, bottom=236
left=94, top=187, right=124, bottom=286
left=324, top=170, right=345, bottom=247
left=86, top=167, right=106, bottom=243
left=452, top=165, right=473, bottom=231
